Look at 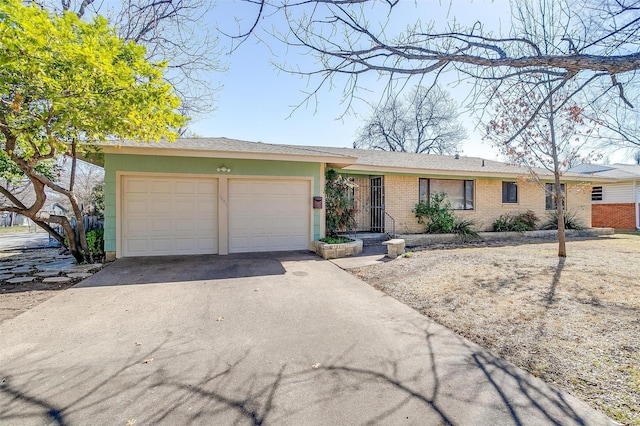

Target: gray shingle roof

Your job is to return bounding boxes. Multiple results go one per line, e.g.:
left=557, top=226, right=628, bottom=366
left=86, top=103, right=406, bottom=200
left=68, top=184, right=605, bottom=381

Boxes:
left=104, top=137, right=355, bottom=159
left=570, top=163, right=640, bottom=180
left=290, top=145, right=591, bottom=179
left=104, top=137, right=591, bottom=180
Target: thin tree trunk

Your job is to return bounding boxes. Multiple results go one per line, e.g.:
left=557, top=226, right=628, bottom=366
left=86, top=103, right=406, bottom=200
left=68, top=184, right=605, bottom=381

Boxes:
left=547, top=91, right=566, bottom=257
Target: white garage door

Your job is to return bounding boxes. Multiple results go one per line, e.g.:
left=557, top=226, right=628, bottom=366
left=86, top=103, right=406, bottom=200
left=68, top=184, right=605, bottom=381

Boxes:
left=122, top=176, right=218, bottom=256
left=229, top=179, right=310, bottom=253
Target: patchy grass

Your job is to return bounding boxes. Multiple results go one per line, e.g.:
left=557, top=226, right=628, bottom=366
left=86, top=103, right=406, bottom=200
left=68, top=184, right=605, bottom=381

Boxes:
left=350, top=235, right=640, bottom=425
left=0, top=226, right=31, bottom=234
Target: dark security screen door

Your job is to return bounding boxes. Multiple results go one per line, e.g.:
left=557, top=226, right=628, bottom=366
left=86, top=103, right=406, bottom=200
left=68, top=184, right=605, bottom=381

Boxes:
left=370, top=177, right=384, bottom=232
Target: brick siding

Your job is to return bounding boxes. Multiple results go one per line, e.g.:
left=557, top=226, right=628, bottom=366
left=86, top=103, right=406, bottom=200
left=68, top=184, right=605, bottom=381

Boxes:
left=592, top=203, right=637, bottom=229
left=382, top=176, right=592, bottom=233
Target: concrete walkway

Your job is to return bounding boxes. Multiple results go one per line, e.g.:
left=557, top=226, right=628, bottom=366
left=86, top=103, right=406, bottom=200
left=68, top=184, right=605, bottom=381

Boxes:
left=0, top=252, right=613, bottom=425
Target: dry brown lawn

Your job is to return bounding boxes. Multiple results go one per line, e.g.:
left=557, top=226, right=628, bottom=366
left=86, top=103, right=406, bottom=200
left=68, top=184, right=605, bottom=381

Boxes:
left=350, top=234, right=640, bottom=425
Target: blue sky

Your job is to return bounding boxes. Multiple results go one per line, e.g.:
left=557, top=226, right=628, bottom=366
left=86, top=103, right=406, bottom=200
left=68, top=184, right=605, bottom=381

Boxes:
left=188, top=0, right=513, bottom=159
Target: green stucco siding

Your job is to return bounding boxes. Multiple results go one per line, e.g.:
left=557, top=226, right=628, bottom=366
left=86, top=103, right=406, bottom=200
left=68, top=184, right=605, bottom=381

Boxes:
left=104, top=153, right=323, bottom=252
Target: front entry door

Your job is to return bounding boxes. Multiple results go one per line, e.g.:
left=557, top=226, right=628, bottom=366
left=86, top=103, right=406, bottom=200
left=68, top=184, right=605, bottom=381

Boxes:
left=370, top=177, right=384, bottom=232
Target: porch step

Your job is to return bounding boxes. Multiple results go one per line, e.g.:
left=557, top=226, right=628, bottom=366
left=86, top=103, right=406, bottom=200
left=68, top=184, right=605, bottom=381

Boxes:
left=341, top=233, right=388, bottom=246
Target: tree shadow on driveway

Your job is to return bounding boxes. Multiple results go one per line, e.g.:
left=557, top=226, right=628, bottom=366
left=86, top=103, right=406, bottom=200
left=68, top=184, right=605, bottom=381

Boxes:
left=0, top=321, right=610, bottom=425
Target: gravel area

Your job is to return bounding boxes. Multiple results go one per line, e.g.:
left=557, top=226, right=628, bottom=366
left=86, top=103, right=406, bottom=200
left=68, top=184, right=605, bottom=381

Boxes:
left=350, top=234, right=640, bottom=425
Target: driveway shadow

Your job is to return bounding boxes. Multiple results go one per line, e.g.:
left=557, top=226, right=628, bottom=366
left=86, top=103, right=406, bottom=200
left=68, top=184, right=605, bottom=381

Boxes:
left=76, top=251, right=320, bottom=287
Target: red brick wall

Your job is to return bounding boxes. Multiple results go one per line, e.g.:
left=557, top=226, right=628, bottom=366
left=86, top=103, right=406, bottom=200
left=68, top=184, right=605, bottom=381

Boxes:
left=592, top=203, right=638, bottom=229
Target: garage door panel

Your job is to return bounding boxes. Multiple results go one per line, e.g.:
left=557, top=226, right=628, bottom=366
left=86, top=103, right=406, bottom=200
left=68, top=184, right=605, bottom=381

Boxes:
left=147, top=202, right=166, bottom=216
left=173, top=220, right=192, bottom=232
left=229, top=179, right=310, bottom=253
left=177, top=199, right=195, bottom=212
left=195, top=218, right=216, bottom=232
left=150, top=219, right=171, bottom=233
left=124, top=218, right=148, bottom=234
left=174, top=181, right=196, bottom=194
left=125, top=199, right=148, bottom=215
left=196, top=198, right=217, bottom=214
left=150, top=238, right=172, bottom=252
left=174, top=237, right=197, bottom=252
left=122, top=176, right=218, bottom=256
left=150, top=180, right=171, bottom=194
left=125, top=239, right=148, bottom=255
left=196, top=181, right=217, bottom=194
left=126, top=179, right=148, bottom=193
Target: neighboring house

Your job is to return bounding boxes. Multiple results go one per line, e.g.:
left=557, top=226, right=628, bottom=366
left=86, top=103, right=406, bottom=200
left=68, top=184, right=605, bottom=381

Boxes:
left=46, top=203, right=69, bottom=217
left=98, top=138, right=594, bottom=260
left=0, top=212, right=30, bottom=227
left=569, top=163, right=640, bottom=230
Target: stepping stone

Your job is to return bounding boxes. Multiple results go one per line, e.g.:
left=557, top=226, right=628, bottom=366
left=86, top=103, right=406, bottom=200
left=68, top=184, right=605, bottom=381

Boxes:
left=42, top=276, right=72, bottom=284
left=67, top=272, right=93, bottom=279
left=7, top=276, right=36, bottom=284
left=37, top=266, right=68, bottom=272
left=35, top=271, right=61, bottom=278
left=72, top=263, right=103, bottom=273
left=0, top=273, right=15, bottom=280
left=11, top=267, right=34, bottom=274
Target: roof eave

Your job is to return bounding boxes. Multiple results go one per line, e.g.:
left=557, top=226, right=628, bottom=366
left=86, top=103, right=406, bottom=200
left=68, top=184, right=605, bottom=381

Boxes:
left=339, top=164, right=614, bottom=181
left=101, top=145, right=357, bottom=165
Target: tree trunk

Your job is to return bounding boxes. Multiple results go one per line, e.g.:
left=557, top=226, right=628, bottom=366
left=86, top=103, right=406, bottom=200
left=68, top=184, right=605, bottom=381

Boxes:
left=555, top=176, right=566, bottom=258
left=547, top=92, right=566, bottom=257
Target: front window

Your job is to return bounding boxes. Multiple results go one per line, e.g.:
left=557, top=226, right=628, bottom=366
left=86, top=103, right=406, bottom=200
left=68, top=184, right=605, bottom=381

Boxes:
left=419, top=178, right=474, bottom=210
left=502, top=181, right=518, bottom=204
left=545, top=183, right=565, bottom=210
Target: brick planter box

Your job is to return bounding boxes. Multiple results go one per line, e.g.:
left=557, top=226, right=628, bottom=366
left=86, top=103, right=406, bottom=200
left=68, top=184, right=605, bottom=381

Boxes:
left=312, top=239, right=363, bottom=259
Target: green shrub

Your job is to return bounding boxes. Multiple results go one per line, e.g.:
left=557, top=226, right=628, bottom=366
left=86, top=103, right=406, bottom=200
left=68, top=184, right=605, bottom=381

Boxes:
left=542, top=209, right=585, bottom=230
left=492, top=210, right=539, bottom=232
left=414, top=192, right=456, bottom=233
left=85, top=228, right=104, bottom=254
left=325, top=169, right=357, bottom=237
left=320, top=236, right=354, bottom=244
left=451, top=218, right=480, bottom=239
left=413, top=192, right=479, bottom=238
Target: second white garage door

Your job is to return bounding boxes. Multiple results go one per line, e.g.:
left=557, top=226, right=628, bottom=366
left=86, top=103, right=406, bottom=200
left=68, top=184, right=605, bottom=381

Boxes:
left=228, top=179, right=311, bottom=253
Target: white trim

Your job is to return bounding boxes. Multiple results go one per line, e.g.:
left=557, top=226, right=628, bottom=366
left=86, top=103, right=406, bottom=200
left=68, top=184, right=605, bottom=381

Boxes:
left=218, top=176, right=229, bottom=255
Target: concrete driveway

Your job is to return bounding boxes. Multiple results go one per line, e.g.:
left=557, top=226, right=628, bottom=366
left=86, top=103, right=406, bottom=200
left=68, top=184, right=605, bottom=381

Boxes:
left=0, top=252, right=612, bottom=425
left=0, top=230, right=51, bottom=251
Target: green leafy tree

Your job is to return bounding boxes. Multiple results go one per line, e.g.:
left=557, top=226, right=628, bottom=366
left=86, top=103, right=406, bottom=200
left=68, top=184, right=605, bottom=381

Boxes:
left=0, top=0, right=186, bottom=262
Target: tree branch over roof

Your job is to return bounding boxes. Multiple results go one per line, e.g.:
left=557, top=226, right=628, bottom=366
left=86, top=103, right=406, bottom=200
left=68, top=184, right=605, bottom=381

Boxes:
left=233, top=0, right=640, bottom=148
